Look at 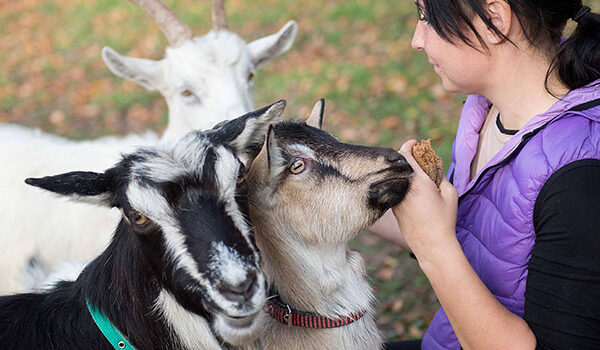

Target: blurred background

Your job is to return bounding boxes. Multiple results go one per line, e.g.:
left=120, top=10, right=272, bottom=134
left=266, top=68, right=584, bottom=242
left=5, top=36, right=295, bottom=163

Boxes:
left=1, top=0, right=598, bottom=341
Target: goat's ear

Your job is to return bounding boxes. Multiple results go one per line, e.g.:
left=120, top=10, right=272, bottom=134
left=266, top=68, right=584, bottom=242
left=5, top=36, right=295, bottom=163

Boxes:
left=102, top=46, right=164, bottom=91
left=211, top=100, right=286, bottom=157
left=25, top=171, right=115, bottom=207
left=265, top=125, right=286, bottom=176
left=306, top=99, right=325, bottom=129
left=247, top=20, right=298, bottom=67
left=249, top=126, right=284, bottom=206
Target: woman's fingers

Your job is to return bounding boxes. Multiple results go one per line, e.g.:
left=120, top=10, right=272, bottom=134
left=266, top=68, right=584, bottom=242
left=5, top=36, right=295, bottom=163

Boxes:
left=439, top=176, right=453, bottom=192
left=440, top=177, right=458, bottom=199
left=399, top=139, right=418, bottom=154
left=398, top=140, right=427, bottom=177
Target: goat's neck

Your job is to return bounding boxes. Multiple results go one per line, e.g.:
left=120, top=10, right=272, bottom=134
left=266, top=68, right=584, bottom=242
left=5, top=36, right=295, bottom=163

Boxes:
left=161, top=107, right=197, bottom=142
left=80, top=222, right=210, bottom=349
left=257, top=224, right=373, bottom=318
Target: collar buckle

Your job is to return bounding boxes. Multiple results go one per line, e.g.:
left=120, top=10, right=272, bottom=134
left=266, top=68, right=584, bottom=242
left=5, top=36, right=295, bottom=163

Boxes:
left=283, top=303, right=292, bottom=327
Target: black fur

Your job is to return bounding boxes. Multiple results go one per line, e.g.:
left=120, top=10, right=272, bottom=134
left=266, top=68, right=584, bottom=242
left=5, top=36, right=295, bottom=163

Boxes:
left=0, top=219, right=180, bottom=349
left=25, top=171, right=112, bottom=198
left=273, top=120, right=403, bottom=161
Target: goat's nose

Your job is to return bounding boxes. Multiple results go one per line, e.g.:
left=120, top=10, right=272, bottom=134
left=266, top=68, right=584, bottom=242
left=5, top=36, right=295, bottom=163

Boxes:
left=219, top=274, right=257, bottom=303
left=385, top=150, right=404, bottom=164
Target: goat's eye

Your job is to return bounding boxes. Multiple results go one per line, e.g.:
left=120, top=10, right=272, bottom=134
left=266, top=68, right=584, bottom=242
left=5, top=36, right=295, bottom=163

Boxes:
left=236, top=175, right=246, bottom=185
left=247, top=72, right=255, bottom=81
left=132, top=212, right=149, bottom=225
left=181, top=89, right=194, bottom=97
left=290, top=159, right=305, bottom=174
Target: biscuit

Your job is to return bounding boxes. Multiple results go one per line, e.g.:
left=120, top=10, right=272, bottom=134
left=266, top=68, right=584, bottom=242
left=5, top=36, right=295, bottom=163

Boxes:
left=412, top=139, right=444, bottom=187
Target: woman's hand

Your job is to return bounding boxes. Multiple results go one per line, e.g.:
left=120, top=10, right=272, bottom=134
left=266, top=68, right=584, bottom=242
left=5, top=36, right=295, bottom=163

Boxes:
left=392, top=141, right=536, bottom=349
left=391, top=140, right=459, bottom=262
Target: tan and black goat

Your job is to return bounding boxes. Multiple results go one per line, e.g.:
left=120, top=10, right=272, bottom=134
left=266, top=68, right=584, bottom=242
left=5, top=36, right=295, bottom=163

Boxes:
left=247, top=100, right=413, bottom=350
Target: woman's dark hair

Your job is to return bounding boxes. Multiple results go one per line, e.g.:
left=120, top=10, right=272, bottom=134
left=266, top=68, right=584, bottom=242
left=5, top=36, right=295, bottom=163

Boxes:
left=418, top=0, right=600, bottom=93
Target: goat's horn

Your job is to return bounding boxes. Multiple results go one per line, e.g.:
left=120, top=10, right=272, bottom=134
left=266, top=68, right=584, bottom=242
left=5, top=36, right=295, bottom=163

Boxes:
left=129, top=0, right=194, bottom=47
left=212, top=0, right=228, bottom=31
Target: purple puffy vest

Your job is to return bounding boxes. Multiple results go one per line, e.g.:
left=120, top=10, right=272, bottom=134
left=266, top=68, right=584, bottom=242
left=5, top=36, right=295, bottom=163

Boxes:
left=422, top=80, right=600, bottom=349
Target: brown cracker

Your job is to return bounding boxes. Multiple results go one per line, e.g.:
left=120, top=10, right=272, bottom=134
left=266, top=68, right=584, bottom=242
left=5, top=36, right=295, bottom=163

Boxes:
left=412, top=139, right=444, bottom=187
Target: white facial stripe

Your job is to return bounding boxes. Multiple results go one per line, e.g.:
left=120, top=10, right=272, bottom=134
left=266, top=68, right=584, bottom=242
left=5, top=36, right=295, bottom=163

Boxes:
left=214, top=146, right=259, bottom=262
left=124, top=138, right=264, bottom=317
left=153, top=289, right=222, bottom=350
left=132, top=158, right=185, bottom=183
left=126, top=172, right=256, bottom=313
left=127, top=182, right=208, bottom=283
left=126, top=183, right=212, bottom=295
left=172, top=133, right=209, bottom=175
left=151, top=218, right=241, bottom=312
left=161, top=223, right=259, bottom=315
left=209, top=242, right=248, bottom=286
left=214, top=146, right=239, bottom=202
left=126, top=182, right=203, bottom=280
left=287, top=144, right=316, bottom=159
left=126, top=181, right=175, bottom=226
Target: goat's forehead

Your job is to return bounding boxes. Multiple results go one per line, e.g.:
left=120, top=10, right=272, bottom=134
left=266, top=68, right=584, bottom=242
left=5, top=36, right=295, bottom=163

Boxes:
left=274, top=122, right=389, bottom=163
left=128, top=138, right=239, bottom=183
left=275, top=123, right=341, bottom=155
left=166, top=32, right=248, bottom=68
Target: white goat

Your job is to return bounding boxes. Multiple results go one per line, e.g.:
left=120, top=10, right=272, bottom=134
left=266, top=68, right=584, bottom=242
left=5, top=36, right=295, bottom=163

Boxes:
left=0, top=0, right=297, bottom=295
left=247, top=100, right=414, bottom=350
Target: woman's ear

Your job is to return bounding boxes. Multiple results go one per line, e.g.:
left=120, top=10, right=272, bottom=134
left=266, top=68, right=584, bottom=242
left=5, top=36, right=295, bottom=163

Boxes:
left=484, top=0, right=513, bottom=44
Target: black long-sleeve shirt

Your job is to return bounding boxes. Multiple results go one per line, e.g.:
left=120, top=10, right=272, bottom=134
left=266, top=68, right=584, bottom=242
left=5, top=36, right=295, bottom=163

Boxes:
left=526, top=158, right=600, bottom=349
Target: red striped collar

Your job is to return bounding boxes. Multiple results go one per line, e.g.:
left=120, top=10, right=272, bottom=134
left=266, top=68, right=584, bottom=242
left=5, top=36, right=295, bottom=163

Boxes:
left=264, top=296, right=366, bottom=329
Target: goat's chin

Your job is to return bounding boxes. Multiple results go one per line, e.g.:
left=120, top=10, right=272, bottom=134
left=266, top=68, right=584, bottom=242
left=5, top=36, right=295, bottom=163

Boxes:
left=214, top=310, right=265, bottom=346
left=368, top=178, right=410, bottom=212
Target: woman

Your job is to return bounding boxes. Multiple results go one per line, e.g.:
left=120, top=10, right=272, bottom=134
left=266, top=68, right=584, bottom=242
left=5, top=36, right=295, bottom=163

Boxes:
left=372, top=0, right=600, bottom=349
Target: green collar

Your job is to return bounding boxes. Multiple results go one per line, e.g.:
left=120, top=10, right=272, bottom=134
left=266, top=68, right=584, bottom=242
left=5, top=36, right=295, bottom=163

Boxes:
left=86, top=299, right=136, bottom=350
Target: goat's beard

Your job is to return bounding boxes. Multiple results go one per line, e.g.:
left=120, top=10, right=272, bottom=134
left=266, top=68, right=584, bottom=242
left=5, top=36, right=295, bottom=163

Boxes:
left=213, top=310, right=266, bottom=346
left=368, top=178, right=410, bottom=213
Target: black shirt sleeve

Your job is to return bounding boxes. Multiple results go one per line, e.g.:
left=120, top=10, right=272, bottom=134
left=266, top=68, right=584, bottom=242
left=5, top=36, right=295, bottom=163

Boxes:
left=525, top=159, right=600, bottom=350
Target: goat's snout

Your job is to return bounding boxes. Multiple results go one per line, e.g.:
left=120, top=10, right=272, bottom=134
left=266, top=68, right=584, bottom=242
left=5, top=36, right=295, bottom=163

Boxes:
left=385, top=150, right=404, bottom=164
left=384, top=149, right=412, bottom=173
left=219, top=273, right=258, bottom=303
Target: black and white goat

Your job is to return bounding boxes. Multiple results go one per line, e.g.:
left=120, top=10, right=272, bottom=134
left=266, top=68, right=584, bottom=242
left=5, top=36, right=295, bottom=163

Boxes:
left=0, top=101, right=286, bottom=350
left=247, top=100, right=413, bottom=349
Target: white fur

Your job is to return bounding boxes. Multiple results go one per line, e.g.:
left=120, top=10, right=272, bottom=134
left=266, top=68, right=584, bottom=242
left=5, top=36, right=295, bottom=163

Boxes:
left=286, top=144, right=317, bottom=159
left=154, top=289, right=223, bottom=350
left=209, top=242, right=248, bottom=287
left=0, top=19, right=297, bottom=294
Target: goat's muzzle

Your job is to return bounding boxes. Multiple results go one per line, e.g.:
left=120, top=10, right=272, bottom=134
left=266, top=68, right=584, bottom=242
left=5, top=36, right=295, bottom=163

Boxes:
left=367, top=156, right=413, bottom=212
left=217, top=273, right=258, bottom=304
